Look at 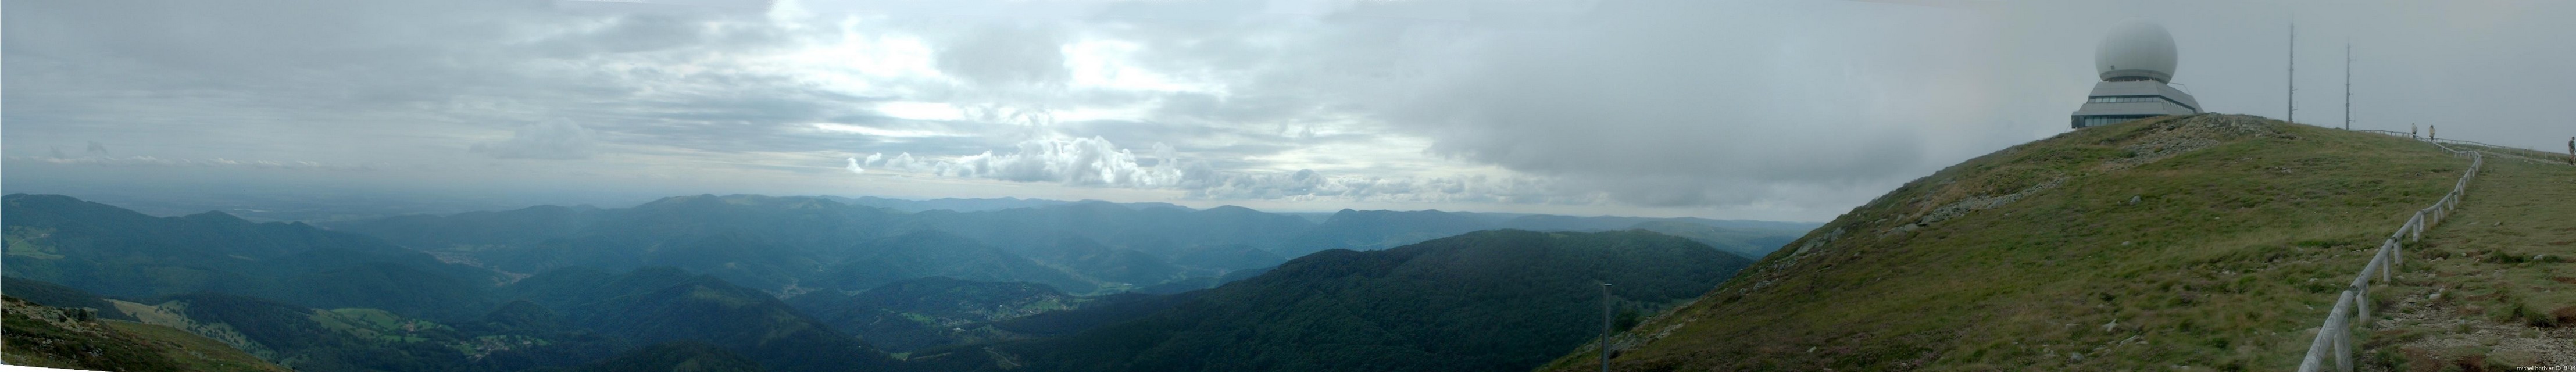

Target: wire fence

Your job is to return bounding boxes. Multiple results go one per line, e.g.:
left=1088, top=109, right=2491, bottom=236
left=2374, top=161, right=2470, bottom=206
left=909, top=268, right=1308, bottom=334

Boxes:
left=2295, top=138, right=2484, bottom=372
left=2429, top=138, right=2570, bottom=166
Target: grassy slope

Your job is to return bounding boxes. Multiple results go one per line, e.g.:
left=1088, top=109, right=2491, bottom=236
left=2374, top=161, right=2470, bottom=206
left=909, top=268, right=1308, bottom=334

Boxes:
left=1543, top=115, right=2478, bottom=371
left=105, top=320, right=300, bottom=372
left=2368, top=156, right=2576, bottom=370
left=2, top=296, right=290, bottom=371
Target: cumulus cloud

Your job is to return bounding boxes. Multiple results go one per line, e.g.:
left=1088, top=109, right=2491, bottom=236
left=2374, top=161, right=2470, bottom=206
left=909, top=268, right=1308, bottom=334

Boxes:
left=472, top=119, right=601, bottom=160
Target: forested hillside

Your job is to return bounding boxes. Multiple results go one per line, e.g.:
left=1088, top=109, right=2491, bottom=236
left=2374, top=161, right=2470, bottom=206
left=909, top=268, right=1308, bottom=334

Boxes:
left=906, top=230, right=1753, bottom=371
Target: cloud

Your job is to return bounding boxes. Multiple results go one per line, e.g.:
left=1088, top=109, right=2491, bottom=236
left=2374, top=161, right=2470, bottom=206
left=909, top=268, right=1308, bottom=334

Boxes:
left=17, top=0, right=2576, bottom=221
left=473, top=119, right=602, bottom=160
left=858, top=135, right=1594, bottom=204
left=8, top=155, right=375, bottom=171
left=1094, top=0, right=1971, bottom=208
left=866, top=136, right=1185, bottom=187
left=935, top=24, right=1073, bottom=87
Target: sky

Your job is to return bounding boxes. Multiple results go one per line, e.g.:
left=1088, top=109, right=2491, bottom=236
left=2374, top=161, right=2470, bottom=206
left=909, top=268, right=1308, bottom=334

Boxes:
left=5, top=0, right=2573, bottom=222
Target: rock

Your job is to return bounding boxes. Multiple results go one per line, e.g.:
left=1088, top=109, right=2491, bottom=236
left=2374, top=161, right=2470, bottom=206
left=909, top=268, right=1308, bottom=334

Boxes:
left=2128, top=195, right=2141, bottom=205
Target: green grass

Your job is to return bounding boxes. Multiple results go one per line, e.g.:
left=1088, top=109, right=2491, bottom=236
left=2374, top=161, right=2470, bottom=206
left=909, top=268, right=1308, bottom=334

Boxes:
left=3, top=297, right=289, bottom=372
left=2359, top=156, right=2576, bottom=371
left=105, top=320, right=297, bottom=372
left=1542, top=115, right=2483, bottom=371
left=112, top=299, right=276, bottom=361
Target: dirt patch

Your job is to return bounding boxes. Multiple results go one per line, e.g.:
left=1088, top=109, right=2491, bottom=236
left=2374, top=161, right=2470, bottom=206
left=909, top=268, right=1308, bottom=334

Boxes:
left=1885, top=177, right=2066, bottom=235
left=2378, top=295, right=2576, bottom=370
left=2097, top=114, right=2293, bottom=171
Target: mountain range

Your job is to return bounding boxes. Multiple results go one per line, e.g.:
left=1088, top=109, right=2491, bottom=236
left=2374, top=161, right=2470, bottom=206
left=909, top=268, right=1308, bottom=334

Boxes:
left=3, top=194, right=503, bottom=320
left=906, top=229, right=1752, bottom=371
left=323, top=194, right=1814, bottom=296
left=2, top=192, right=1805, bottom=371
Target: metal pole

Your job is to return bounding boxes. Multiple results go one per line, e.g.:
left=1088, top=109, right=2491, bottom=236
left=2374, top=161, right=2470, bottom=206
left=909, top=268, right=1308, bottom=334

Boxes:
left=1601, top=282, right=1614, bottom=372
left=2288, top=22, right=2297, bottom=124
left=2344, top=44, right=2352, bottom=130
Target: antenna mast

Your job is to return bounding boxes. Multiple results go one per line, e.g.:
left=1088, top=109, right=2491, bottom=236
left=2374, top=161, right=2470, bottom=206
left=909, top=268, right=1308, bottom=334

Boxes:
left=2287, top=23, right=2296, bottom=124
left=2344, top=44, right=2353, bottom=130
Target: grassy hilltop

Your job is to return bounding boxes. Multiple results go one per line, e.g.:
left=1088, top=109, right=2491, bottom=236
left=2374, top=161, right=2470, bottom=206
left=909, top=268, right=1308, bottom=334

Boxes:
left=1544, top=114, right=2568, bottom=371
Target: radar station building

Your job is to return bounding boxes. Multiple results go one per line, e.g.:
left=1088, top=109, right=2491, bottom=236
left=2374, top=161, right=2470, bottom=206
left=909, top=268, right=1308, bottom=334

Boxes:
left=2071, top=21, right=2200, bottom=128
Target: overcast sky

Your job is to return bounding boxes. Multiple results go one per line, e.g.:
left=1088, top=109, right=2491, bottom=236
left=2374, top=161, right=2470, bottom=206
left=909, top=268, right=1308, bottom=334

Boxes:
left=6, top=0, right=2572, bottom=221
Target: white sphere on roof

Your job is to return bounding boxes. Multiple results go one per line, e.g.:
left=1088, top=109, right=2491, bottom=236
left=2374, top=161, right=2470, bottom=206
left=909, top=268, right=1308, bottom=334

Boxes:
left=2095, top=20, right=2178, bottom=83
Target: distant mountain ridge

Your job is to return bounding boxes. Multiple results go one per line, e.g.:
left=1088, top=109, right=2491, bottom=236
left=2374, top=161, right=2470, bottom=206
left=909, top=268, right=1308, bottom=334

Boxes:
left=1277, top=208, right=1823, bottom=259
left=322, top=194, right=1818, bottom=296
left=907, top=230, right=1755, bottom=372
left=2, top=193, right=503, bottom=320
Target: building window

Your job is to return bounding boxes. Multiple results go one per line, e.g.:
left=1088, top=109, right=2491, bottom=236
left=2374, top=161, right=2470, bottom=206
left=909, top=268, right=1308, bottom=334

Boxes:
left=2074, top=115, right=2158, bottom=128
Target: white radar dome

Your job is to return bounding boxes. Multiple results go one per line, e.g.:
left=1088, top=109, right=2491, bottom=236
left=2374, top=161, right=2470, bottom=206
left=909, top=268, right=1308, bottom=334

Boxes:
left=2095, top=20, right=2178, bottom=83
